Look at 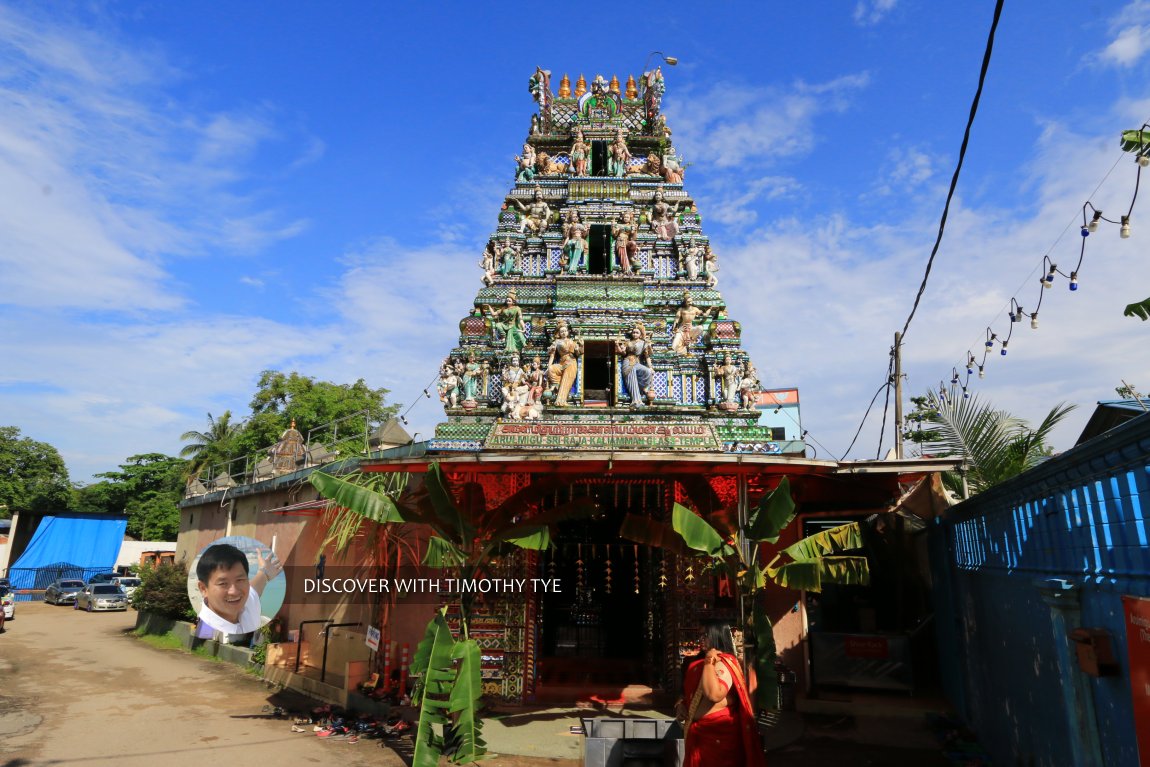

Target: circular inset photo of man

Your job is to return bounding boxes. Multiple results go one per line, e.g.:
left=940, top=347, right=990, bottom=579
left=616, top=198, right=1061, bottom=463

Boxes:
left=187, top=536, right=285, bottom=637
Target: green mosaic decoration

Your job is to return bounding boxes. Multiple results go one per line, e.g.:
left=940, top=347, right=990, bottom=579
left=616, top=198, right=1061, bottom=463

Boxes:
left=430, top=67, right=800, bottom=455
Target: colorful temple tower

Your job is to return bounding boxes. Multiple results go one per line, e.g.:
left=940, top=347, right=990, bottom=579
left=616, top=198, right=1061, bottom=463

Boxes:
left=429, top=67, right=802, bottom=455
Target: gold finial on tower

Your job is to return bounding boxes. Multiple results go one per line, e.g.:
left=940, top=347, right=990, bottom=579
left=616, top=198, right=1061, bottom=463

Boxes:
left=625, top=75, right=638, bottom=100
left=558, top=73, right=572, bottom=98
left=574, top=74, right=587, bottom=98
left=609, top=75, right=621, bottom=94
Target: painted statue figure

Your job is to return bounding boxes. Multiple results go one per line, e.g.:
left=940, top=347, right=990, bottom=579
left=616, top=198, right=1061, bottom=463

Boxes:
left=526, top=356, right=546, bottom=404
left=561, top=210, right=588, bottom=274
left=650, top=189, right=681, bottom=240
left=739, top=362, right=760, bottom=410
left=546, top=319, right=582, bottom=407
left=461, top=352, right=483, bottom=403
left=569, top=129, right=589, bottom=176
left=497, top=237, right=519, bottom=277
left=479, top=240, right=498, bottom=286
left=671, top=291, right=714, bottom=355
left=679, top=236, right=702, bottom=280
left=483, top=291, right=527, bottom=354
left=511, top=187, right=551, bottom=236
left=515, top=142, right=536, bottom=182
left=608, top=127, right=631, bottom=177
left=500, top=354, right=525, bottom=416
left=702, top=244, right=720, bottom=288
left=616, top=323, right=654, bottom=408
left=437, top=360, right=460, bottom=409
left=714, top=353, right=741, bottom=409
left=612, top=210, right=639, bottom=274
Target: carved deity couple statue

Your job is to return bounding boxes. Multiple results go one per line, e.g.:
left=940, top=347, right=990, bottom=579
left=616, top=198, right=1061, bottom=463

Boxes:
left=677, top=236, right=719, bottom=286
left=438, top=352, right=489, bottom=408
left=713, top=354, right=761, bottom=410
left=479, top=238, right=524, bottom=285
left=500, top=354, right=545, bottom=420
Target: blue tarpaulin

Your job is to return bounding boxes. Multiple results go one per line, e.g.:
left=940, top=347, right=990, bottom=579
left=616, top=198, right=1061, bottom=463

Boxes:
left=7, top=513, right=127, bottom=598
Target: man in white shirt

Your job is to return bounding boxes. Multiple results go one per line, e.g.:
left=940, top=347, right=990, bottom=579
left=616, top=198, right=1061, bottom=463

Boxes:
left=195, top=543, right=280, bottom=635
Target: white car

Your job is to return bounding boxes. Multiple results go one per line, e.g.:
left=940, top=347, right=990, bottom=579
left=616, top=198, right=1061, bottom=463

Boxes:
left=0, top=585, right=14, bottom=620
left=113, top=577, right=141, bottom=598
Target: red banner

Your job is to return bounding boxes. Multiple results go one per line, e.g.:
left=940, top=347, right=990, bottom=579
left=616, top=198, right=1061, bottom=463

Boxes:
left=1123, top=595, right=1150, bottom=767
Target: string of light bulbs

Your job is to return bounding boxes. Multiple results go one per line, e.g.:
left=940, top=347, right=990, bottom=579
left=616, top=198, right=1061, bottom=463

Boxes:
left=933, top=121, right=1149, bottom=409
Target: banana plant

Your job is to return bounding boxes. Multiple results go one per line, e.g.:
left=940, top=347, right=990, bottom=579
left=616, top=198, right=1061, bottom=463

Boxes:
left=624, top=477, right=870, bottom=711
left=311, top=462, right=595, bottom=765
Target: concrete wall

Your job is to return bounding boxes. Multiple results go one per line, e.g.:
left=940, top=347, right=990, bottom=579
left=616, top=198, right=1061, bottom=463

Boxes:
left=933, top=413, right=1150, bottom=767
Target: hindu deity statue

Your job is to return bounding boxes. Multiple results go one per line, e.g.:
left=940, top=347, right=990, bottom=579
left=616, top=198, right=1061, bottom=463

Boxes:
left=479, top=240, right=498, bottom=286
left=612, top=210, right=639, bottom=275
left=608, top=128, right=631, bottom=177
left=461, top=351, right=483, bottom=404
left=483, top=290, right=527, bottom=354
left=546, top=319, right=582, bottom=407
left=511, top=187, right=551, bottom=236
left=714, top=353, right=741, bottom=410
left=500, top=354, right=525, bottom=416
left=739, top=362, right=760, bottom=410
left=615, top=323, right=654, bottom=408
left=569, top=129, right=589, bottom=176
left=515, top=142, right=536, bottom=182
left=678, top=236, right=702, bottom=281
left=497, top=237, right=519, bottom=277
left=671, top=291, right=714, bottom=355
left=561, top=210, right=587, bottom=274
left=649, top=189, right=681, bottom=240
left=437, top=360, right=460, bottom=409
left=702, top=244, right=719, bottom=288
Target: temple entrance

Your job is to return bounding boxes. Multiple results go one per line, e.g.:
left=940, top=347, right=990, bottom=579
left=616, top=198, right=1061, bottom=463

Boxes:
left=535, top=482, right=669, bottom=703
left=588, top=224, right=611, bottom=274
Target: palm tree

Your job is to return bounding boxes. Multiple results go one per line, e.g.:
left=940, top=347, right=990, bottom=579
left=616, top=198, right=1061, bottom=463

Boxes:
left=180, top=411, right=243, bottom=477
left=911, top=390, right=1075, bottom=497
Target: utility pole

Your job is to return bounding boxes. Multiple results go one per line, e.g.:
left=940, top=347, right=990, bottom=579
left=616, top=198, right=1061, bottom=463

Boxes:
left=893, top=332, right=904, bottom=459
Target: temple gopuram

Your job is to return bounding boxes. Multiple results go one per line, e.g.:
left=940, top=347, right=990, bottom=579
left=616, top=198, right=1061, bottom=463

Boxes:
left=178, top=66, right=957, bottom=710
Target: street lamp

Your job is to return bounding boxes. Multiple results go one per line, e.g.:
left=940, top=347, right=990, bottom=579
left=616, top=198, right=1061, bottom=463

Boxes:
left=643, top=51, right=678, bottom=74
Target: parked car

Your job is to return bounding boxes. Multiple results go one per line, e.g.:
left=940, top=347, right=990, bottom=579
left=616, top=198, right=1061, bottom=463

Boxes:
left=75, top=584, right=128, bottom=612
left=0, top=585, right=13, bottom=620
left=0, top=577, right=10, bottom=589
left=113, top=577, right=141, bottom=598
left=44, top=579, right=86, bottom=605
left=87, top=573, right=119, bottom=585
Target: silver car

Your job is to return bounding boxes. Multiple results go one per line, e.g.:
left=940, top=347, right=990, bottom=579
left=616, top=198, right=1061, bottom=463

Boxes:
left=44, top=579, right=86, bottom=605
left=75, top=584, right=128, bottom=612
left=112, top=577, right=141, bottom=598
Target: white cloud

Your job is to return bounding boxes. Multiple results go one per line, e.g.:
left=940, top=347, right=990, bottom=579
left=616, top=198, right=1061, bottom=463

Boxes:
left=0, top=4, right=312, bottom=312
left=1099, top=25, right=1150, bottom=67
left=854, top=0, right=898, bottom=26
left=873, top=147, right=935, bottom=197
left=668, top=74, right=871, bottom=170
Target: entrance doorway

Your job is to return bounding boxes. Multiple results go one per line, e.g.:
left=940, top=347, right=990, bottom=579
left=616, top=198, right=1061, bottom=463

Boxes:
left=536, top=483, right=669, bottom=701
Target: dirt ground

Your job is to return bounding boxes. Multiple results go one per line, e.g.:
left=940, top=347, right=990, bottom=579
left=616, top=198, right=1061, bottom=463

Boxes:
left=0, top=602, right=956, bottom=767
left=0, top=602, right=578, bottom=767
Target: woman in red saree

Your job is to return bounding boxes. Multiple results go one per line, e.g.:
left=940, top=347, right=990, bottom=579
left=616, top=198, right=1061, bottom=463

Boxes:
left=680, top=621, right=768, bottom=767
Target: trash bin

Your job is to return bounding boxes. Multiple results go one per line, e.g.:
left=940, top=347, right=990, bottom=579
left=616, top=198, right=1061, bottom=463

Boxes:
left=580, top=717, right=684, bottom=767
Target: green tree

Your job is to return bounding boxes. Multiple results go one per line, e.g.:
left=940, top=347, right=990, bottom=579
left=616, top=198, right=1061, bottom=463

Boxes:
left=180, top=411, right=243, bottom=478
left=0, top=426, right=71, bottom=519
left=134, top=561, right=196, bottom=621
left=73, top=454, right=186, bottom=539
left=233, top=371, right=398, bottom=458
left=905, top=390, right=1075, bottom=497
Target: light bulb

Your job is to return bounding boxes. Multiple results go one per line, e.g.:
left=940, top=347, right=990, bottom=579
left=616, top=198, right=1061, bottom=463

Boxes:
left=963, top=390, right=970, bottom=399
left=985, top=339, right=994, bottom=349
left=1089, top=211, right=1102, bottom=233
left=1140, top=155, right=1150, bottom=167
left=1069, top=272, right=1078, bottom=291
left=1121, top=216, right=1131, bottom=239
left=1081, top=226, right=1090, bottom=237
left=978, top=366, right=985, bottom=379
left=1030, top=313, right=1039, bottom=330
left=1000, top=341, right=1009, bottom=356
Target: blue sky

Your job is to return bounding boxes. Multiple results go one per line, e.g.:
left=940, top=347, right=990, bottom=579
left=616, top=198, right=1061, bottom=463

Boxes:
left=2, top=1, right=1149, bottom=481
